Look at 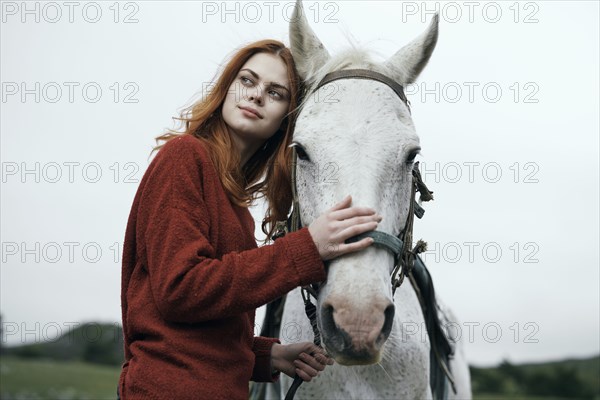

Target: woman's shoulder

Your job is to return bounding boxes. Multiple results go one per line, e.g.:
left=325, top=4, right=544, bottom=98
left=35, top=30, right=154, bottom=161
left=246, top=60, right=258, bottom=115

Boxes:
left=147, top=134, right=215, bottom=181
left=158, top=134, right=209, bottom=161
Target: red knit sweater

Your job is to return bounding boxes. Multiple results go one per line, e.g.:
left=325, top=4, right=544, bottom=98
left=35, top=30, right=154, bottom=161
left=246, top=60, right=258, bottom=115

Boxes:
left=119, top=134, right=326, bottom=400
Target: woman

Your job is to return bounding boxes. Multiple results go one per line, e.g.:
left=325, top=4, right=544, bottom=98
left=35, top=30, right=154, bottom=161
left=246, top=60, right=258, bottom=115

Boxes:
left=118, top=39, right=381, bottom=399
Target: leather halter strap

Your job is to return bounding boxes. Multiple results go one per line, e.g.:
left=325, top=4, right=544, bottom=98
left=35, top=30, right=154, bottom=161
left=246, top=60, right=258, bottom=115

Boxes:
left=346, top=230, right=404, bottom=255
left=345, top=163, right=431, bottom=294
left=312, top=68, right=411, bottom=113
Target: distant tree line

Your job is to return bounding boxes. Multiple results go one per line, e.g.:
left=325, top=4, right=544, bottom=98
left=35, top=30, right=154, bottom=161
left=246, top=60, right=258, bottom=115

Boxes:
left=471, top=358, right=599, bottom=399
left=2, top=322, right=124, bottom=366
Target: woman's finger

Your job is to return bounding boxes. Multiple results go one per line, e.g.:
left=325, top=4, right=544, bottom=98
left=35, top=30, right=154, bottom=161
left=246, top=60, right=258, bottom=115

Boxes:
left=294, top=360, right=319, bottom=378
left=304, top=344, right=335, bottom=366
left=305, top=344, right=328, bottom=357
left=330, top=206, right=376, bottom=221
left=296, top=368, right=313, bottom=382
left=329, top=195, right=352, bottom=212
left=335, top=215, right=381, bottom=230
left=298, top=353, right=325, bottom=371
left=315, top=353, right=335, bottom=365
left=336, top=221, right=379, bottom=242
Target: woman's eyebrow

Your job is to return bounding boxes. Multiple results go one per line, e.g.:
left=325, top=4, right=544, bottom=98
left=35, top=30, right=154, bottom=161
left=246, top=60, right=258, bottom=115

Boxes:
left=240, top=68, right=290, bottom=94
left=268, top=82, right=290, bottom=95
left=240, top=68, right=259, bottom=80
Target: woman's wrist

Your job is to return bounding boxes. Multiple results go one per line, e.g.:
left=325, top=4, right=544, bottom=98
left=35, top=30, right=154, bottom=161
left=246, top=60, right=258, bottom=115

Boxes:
left=270, top=343, right=282, bottom=375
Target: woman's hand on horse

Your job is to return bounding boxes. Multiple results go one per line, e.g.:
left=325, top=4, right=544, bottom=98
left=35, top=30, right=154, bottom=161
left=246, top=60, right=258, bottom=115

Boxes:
left=270, top=342, right=334, bottom=382
left=308, top=195, right=382, bottom=261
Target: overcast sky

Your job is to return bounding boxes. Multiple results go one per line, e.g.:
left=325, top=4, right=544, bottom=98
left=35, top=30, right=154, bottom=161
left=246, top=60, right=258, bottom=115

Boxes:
left=1, top=1, right=598, bottom=367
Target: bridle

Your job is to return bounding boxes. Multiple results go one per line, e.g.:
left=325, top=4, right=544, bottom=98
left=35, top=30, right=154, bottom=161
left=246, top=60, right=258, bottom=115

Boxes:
left=276, top=69, right=435, bottom=400
left=278, top=69, right=433, bottom=298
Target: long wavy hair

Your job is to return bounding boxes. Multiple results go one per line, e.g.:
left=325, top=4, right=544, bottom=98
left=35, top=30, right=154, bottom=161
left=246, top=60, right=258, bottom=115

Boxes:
left=153, top=40, right=303, bottom=240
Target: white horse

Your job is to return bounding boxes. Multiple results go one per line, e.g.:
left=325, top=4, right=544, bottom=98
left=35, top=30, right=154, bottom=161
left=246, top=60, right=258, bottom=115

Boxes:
left=269, top=2, right=472, bottom=399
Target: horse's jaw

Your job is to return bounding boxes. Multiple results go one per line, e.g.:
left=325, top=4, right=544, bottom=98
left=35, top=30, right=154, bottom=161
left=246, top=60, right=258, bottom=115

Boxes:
left=327, top=347, right=383, bottom=366
left=333, top=354, right=382, bottom=366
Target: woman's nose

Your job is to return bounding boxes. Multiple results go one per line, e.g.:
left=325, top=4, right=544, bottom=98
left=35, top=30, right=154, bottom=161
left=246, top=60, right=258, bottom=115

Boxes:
left=247, top=85, right=263, bottom=105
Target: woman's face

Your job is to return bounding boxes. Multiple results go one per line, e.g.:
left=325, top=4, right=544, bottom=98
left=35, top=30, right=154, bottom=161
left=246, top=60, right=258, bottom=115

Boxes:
left=222, top=52, right=291, bottom=150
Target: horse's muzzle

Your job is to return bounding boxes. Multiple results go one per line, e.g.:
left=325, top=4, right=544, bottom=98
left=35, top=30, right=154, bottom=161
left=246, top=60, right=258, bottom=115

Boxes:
left=319, top=301, right=395, bottom=365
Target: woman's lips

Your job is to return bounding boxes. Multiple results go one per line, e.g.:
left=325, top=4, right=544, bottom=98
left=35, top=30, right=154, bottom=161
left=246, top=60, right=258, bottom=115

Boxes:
left=239, top=106, right=262, bottom=119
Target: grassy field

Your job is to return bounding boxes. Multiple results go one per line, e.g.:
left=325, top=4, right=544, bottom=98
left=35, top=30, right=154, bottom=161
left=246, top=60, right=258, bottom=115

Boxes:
left=0, top=356, right=566, bottom=400
left=1, top=355, right=598, bottom=399
left=0, top=356, right=120, bottom=400
left=474, top=396, right=593, bottom=400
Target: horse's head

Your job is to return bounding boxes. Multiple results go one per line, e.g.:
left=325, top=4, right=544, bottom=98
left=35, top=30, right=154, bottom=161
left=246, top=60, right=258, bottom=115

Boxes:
left=289, top=0, right=438, bottom=366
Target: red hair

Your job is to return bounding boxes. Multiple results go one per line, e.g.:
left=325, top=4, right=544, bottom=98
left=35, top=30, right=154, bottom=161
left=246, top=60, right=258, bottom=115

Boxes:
left=153, top=40, right=303, bottom=240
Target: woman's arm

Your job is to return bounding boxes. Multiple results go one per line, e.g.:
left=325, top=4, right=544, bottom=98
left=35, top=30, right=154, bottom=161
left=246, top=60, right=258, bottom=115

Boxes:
left=136, top=138, right=325, bottom=324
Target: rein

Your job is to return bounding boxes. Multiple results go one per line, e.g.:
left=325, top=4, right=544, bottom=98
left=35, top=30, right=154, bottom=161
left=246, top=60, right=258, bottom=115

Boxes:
left=276, top=69, right=443, bottom=400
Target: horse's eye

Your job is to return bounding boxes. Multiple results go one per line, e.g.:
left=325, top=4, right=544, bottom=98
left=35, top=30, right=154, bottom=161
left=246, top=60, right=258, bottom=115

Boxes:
left=293, top=144, right=310, bottom=161
left=405, top=148, right=420, bottom=165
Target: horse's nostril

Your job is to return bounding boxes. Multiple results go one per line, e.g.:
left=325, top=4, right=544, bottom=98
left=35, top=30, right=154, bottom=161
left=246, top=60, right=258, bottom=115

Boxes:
left=321, top=304, right=336, bottom=333
left=320, top=303, right=353, bottom=352
left=381, top=304, right=395, bottom=338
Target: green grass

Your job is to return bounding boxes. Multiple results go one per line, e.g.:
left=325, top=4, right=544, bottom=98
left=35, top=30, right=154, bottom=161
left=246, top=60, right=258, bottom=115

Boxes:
left=470, top=356, right=599, bottom=400
left=519, top=357, right=600, bottom=395
left=1, top=354, right=598, bottom=400
left=474, top=395, right=596, bottom=400
left=0, top=356, right=121, bottom=400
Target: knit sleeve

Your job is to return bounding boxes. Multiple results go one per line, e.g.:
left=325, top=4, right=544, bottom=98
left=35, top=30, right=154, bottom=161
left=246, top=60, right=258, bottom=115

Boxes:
left=251, top=336, right=280, bottom=382
left=138, top=137, right=326, bottom=323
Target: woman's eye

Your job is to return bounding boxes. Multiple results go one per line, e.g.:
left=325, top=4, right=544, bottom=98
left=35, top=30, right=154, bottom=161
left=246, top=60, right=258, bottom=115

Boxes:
left=269, top=90, right=282, bottom=99
left=240, top=76, right=253, bottom=85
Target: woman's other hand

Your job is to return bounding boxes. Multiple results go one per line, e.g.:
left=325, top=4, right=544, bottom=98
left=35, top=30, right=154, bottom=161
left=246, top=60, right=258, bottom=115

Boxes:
left=270, top=342, right=334, bottom=382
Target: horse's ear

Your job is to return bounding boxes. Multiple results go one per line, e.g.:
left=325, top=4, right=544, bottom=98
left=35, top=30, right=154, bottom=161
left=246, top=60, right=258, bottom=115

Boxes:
left=384, top=14, right=439, bottom=85
left=289, top=0, right=330, bottom=81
